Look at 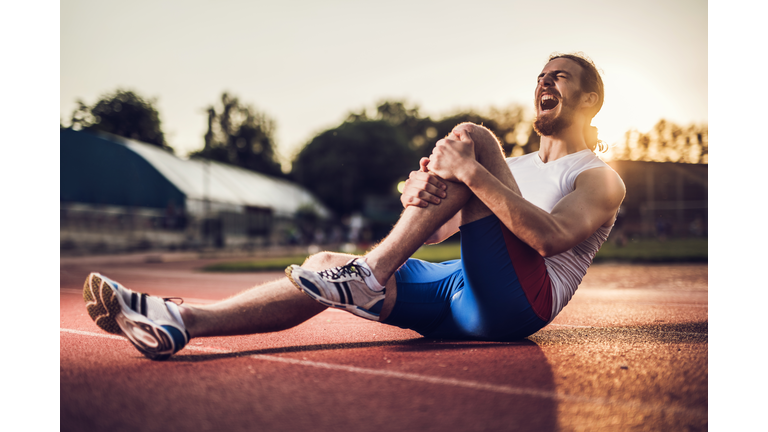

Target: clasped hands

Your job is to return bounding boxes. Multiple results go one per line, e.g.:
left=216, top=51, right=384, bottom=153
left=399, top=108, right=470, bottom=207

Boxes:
left=400, top=126, right=476, bottom=209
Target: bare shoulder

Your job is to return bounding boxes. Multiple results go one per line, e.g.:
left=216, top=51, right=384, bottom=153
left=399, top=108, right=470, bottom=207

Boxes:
left=573, top=166, right=626, bottom=226
left=575, top=166, right=625, bottom=200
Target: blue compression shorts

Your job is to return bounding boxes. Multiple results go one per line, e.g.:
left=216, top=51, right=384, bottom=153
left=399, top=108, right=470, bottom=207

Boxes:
left=381, top=215, right=551, bottom=341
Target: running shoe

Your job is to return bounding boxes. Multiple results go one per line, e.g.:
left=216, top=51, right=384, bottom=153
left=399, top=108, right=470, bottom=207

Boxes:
left=83, top=272, right=189, bottom=360
left=286, top=258, right=385, bottom=321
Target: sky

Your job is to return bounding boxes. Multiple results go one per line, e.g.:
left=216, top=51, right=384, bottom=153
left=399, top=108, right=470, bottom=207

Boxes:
left=60, top=0, right=707, bottom=166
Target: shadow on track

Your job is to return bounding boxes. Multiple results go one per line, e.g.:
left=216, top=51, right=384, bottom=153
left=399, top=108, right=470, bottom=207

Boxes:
left=168, top=337, right=542, bottom=362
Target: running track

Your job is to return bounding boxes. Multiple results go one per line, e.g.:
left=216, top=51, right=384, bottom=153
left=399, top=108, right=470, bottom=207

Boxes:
left=60, top=253, right=707, bottom=431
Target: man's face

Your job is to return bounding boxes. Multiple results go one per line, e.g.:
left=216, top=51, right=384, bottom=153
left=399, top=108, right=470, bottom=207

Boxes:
left=533, top=58, right=585, bottom=137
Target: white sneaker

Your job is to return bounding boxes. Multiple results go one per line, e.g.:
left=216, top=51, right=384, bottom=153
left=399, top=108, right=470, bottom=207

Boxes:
left=286, top=258, right=385, bottom=321
left=83, top=273, right=189, bottom=360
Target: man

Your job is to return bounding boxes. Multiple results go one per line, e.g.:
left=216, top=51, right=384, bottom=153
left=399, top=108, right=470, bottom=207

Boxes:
left=83, top=53, right=625, bottom=360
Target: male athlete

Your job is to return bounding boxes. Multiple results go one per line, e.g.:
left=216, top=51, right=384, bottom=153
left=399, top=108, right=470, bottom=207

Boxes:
left=83, top=53, right=625, bottom=360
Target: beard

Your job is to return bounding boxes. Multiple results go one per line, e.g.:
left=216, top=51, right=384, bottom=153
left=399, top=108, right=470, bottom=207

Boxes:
left=533, top=93, right=579, bottom=137
left=533, top=112, right=573, bottom=136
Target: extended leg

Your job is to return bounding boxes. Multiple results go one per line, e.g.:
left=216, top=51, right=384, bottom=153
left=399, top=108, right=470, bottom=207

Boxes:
left=179, top=252, right=356, bottom=337
left=82, top=123, right=523, bottom=359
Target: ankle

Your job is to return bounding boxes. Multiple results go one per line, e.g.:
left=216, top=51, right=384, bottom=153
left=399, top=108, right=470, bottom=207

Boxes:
left=359, top=257, right=387, bottom=291
left=177, top=305, right=196, bottom=337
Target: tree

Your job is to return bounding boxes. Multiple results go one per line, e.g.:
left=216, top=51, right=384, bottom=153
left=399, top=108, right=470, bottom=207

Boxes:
left=291, top=120, right=416, bottom=216
left=345, top=99, right=530, bottom=160
left=606, top=120, right=708, bottom=164
left=190, top=93, right=284, bottom=178
left=69, top=89, right=172, bottom=152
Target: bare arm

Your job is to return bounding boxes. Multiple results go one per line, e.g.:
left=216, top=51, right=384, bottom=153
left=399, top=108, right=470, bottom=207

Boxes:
left=462, top=163, right=625, bottom=256
left=400, top=157, right=459, bottom=244
left=428, top=129, right=625, bottom=256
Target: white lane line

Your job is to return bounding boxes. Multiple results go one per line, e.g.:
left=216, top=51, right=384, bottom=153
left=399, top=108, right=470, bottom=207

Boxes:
left=60, top=328, right=230, bottom=353
left=61, top=328, right=705, bottom=418
left=61, top=328, right=124, bottom=341
left=250, top=355, right=704, bottom=418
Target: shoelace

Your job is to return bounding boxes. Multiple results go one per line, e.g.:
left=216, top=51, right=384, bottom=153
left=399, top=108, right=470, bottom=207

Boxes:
left=162, top=296, right=185, bottom=305
left=136, top=292, right=185, bottom=305
left=318, top=261, right=371, bottom=280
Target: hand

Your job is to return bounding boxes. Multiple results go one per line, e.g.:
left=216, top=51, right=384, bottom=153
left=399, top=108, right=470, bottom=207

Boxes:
left=426, top=128, right=476, bottom=182
left=400, top=157, right=448, bottom=208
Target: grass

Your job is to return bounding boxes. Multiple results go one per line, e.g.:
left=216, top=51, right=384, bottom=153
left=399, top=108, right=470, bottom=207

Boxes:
left=200, top=238, right=707, bottom=272
left=593, top=237, right=708, bottom=263
left=202, top=255, right=314, bottom=273
left=200, top=244, right=463, bottom=273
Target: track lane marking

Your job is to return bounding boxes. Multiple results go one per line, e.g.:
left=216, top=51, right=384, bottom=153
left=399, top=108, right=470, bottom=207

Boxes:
left=60, top=328, right=706, bottom=418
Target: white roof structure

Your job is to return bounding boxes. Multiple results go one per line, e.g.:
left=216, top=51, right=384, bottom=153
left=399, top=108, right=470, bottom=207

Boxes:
left=114, top=134, right=330, bottom=218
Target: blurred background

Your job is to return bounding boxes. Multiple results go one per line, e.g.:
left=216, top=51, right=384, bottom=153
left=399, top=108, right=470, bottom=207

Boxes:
left=60, top=0, right=707, bottom=261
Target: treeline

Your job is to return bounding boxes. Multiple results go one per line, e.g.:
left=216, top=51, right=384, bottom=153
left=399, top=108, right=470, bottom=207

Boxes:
left=63, top=89, right=707, bottom=217
left=605, top=119, right=708, bottom=164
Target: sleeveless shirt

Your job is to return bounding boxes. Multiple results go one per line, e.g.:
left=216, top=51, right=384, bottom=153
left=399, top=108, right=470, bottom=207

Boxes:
left=505, top=149, right=614, bottom=321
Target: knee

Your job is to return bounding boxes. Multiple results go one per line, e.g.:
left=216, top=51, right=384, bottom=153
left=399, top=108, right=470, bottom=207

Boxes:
left=452, top=123, right=501, bottom=149
left=303, top=251, right=351, bottom=270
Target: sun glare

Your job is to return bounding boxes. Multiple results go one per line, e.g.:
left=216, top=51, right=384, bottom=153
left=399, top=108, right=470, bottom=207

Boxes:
left=592, top=64, right=680, bottom=161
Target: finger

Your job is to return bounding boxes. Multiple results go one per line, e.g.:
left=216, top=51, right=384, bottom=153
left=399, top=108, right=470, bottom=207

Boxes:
left=457, top=128, right=472, bottom=142
left=404, top=178, right=445, bottom=200
left=411, top=171, right=447, bottom=191
left=418, top=179, right=447, bottom=198
left=405, top=196, right=428, bottom=208
left=418, top=189, right=443, bottom=204
left=419, top=157, right=430, bottom=172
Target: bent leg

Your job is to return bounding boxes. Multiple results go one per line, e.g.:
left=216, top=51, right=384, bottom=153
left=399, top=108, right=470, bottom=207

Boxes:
left=366, top=123, right=520, bottom=282
left=366, top=123, right=521, bottom=283
left=367, top=124, right=524, bottom=316
left=377, top=124, right=551, bottom=339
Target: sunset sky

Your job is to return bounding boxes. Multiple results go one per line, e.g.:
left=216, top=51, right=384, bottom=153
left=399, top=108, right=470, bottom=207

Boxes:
left=60, top=0, right=707, bottom=165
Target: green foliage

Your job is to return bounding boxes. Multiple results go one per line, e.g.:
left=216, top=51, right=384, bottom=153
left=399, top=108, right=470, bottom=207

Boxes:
left=190, top=93, right=285, bottom=178
left=199, top=237, right=707, bottom=272
left=292, top=99, right=533, bottom=217
left=593, top=237, right=708, bottom=262
left=606, top=119, right=708, bottom=164
left=69, top=89, right=171, bottom=152
left=291, top=120, right=416, bottom=216
left=201, top=255, right=312, bottom=272
left=344, top=99, right=532, bottom=160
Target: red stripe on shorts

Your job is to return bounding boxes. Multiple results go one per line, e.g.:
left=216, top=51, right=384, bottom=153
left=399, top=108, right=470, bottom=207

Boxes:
left=500, top=222, right=552, bottom=322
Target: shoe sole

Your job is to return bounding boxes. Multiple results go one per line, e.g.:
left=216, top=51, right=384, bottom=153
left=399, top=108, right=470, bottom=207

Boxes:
left=83, top=273, right=176, bottom=360
left=285, top=266, right=380, bottom=321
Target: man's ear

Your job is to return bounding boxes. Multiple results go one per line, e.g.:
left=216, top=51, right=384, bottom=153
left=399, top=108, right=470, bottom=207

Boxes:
left=581, top=92, right=598, bottom=109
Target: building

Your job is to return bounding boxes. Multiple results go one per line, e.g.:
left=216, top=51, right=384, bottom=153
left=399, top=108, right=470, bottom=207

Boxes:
left=60, top=128, right=330, bottom=252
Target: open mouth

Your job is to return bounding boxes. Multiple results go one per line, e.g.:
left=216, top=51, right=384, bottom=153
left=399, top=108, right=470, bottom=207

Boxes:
left=540, top=94, right=559, bottom=111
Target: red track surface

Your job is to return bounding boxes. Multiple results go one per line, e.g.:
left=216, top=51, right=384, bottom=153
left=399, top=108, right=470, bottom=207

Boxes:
left=60, top=254, right=707, bottom=431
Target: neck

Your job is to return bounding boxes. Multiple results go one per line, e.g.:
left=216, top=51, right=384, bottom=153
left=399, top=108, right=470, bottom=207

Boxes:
left=537, top=121, right=589, bottom=163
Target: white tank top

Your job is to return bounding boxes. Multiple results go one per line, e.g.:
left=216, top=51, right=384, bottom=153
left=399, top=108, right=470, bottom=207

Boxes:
left=506, top=149, right=614, bottom=321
